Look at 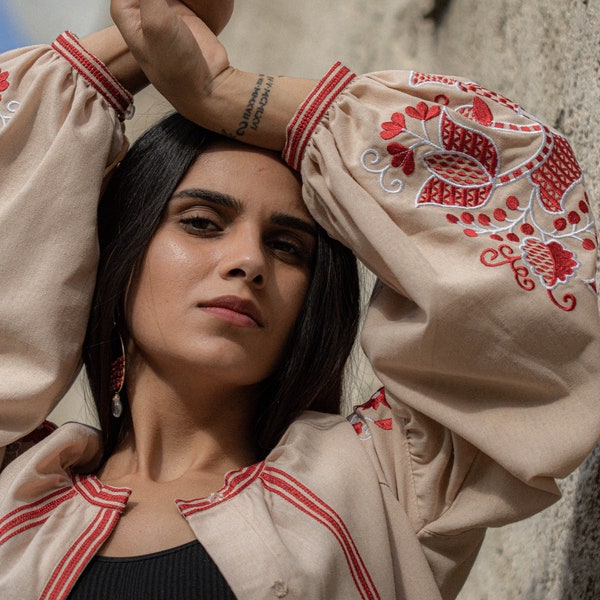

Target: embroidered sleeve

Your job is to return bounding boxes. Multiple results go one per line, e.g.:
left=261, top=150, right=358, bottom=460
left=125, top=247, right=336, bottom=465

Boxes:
left=0, top=36, right=129, bottom=457
left=288, top=65, right=600, bottom=594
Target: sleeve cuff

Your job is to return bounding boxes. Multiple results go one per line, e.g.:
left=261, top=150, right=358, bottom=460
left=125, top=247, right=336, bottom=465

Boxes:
left=51, top=31, right=135, bottom=121
left=283, top=62, right=355, bottom=171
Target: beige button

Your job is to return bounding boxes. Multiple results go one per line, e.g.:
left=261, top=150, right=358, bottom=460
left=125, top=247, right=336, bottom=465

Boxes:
left=271, top=580, right=288, bottom=597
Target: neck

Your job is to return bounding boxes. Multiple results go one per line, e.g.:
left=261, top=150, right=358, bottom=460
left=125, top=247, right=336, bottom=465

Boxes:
left=102, top=363, right=260, bottom=484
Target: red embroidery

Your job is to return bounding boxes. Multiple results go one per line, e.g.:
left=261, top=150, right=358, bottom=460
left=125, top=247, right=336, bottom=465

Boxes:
left=380, top=112, right=406, bottom=139
left=405, top=101, right=440, bottom=121
left=0, top=69, right=9, bottom=100
left=361, top=74, right=595, bottom=311
left=387, top=142, right=415, bottom=174
left=358, top=388, right=390, bottom=411
left=374, top=419, right=393, bottom=431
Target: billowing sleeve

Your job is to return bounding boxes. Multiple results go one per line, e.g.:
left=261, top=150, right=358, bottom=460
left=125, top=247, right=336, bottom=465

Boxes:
left=0, top=33, right=132, bottom=456
left=284, top=64, right=600, bottom=597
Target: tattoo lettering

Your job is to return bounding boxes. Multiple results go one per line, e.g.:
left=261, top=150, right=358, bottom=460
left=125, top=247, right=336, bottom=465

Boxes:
left=236, top=75, right=274, bottom=137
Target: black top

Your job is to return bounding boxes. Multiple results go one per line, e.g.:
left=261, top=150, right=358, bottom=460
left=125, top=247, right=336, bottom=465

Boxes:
left=67, top=540, right=237, bottom=600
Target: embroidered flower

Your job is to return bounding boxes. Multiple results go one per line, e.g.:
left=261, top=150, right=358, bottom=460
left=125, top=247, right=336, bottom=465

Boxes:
left=380, top=112, right=406, bottom=140
left=387, top=142, right=415, bottom=175
left=405, top=101, right=441, bottom=121
left=0, top=69, right=9, bottom=101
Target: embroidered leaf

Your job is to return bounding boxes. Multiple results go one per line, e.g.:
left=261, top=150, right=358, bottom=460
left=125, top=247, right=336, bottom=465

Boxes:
left=472, top=97, right=494, bottom=126
left=405, top=101, right=441, bottom=121
left=374, top=419, right=393, bottom=431
left=380, top=112, right=406, bottom=140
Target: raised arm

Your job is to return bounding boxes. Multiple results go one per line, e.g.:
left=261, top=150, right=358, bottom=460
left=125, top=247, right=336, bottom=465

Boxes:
left=111, top=0, right=315, bottom=149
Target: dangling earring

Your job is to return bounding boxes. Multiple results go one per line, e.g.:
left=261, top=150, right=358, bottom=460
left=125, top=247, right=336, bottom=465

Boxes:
left=110, top=330, right=126, bottom=418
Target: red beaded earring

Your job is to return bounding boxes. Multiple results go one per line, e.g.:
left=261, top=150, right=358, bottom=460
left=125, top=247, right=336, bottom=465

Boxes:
left=110, top=330, right=126, bottom=418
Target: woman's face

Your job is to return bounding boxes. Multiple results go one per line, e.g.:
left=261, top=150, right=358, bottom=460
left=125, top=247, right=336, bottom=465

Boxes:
left=126, top=142, right=316, bottom=390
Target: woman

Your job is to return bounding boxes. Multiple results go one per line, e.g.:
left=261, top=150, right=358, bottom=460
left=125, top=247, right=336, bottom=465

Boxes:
left=1, top=1, right=599, bottom=599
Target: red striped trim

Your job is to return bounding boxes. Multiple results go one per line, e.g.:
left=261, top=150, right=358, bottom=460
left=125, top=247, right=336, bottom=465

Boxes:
left=51, top=31, right=134, bottom=120
left=72, top=474, right=130, bottom=510
left=260, top=466, right=380, bottom=600
left=0, top=486, right=76, bottom=544
left=176, top=461, right=264, bottom=516
left=283, top=62, right=356, bottom=171
left=41, top=508, right=120, bottom=600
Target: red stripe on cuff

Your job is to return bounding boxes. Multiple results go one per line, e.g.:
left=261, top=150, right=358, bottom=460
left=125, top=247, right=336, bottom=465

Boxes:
left=51, top=31, right=134, bottom=121
left=283, top=62, right=356, bottom=171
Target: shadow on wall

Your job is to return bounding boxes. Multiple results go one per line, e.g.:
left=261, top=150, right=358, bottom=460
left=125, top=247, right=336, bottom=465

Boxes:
left=425, top=0, right=453, bottom=26
left=560, top=444, right=600, bottom=599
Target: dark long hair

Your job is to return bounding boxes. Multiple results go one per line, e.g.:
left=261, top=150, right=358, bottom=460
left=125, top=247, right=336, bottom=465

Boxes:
left=83, top=113, right=360, bottom=462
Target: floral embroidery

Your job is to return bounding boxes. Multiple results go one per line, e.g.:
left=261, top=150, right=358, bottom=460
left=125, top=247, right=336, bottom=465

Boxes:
left=360, top=71, right=595, bottom=311
left=0, top=70, right=9, bottom=96
left=349, top=389, right=392, bottom=440
left=0, top=68, right=19, bottom=127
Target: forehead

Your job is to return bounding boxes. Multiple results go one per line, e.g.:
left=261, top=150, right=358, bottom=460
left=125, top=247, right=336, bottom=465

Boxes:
left=175, top=142, right=307, bottom=216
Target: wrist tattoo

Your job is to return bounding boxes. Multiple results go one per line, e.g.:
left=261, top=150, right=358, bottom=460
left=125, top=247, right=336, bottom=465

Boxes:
left=236, top=75, right=274, bottom=137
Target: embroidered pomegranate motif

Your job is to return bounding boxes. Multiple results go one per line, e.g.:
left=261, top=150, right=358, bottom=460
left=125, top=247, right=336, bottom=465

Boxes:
left=521, top=238, right=579, bottom=288
left=360, top=72, right=596, bottom=311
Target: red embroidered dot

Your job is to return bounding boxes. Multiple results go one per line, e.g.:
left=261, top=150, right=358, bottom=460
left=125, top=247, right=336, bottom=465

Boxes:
left=567, top=211, right=581, bottom=225
left=554, top=218, right=567, bottom=231
left=478, top=214, right=491, bottom=226
left=582, top=238, right=596, bottom=250
left=507, top=233, right=520, bottom=242
left=464, top=229, right=478, bottom=237
left=520, top=223, right=535, bottom=235
left=579, top=200, right=589, bottom=214
left=493, top=208, right=507, bottom=221
left=446, top=214, right=459, bottom=224
left=506, top=196, right=519, bottom=210
left=490, top=234, right=503, bottom=241
left=461, top=211, right=475, bottom=224
left=435, top=94, right=450, bottom=105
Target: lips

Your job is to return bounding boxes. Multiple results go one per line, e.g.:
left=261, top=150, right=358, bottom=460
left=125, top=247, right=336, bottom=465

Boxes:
left=199, top=295, right=265, bottom=328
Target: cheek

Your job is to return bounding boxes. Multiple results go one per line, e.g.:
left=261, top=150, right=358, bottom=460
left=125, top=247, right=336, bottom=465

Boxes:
left=126, top=238, right=197, bottom=331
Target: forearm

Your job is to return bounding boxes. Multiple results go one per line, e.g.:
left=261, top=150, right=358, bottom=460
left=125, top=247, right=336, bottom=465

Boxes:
left=194, top=68, right=316, bottom=151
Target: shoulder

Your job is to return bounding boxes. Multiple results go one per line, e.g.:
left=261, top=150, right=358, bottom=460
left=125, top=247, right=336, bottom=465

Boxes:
left=0, top=422, right=102, bottom=509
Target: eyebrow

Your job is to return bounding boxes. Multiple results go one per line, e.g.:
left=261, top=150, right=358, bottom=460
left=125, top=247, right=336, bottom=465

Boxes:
left=171, top=187, right=317, bottom=237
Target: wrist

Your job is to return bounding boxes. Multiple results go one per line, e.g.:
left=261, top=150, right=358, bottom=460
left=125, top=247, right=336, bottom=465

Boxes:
left=190, top=67, right=316, bottom=152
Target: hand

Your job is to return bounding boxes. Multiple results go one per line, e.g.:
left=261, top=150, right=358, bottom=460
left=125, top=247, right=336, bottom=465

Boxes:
left=111, top=0, right=232, bottom=120
left=181, top=0, right=234, bottom=36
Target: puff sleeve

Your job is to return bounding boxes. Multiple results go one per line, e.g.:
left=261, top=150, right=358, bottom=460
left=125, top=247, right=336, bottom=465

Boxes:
left=0, top=34, right=132, bottom=459
left=284, top=64, right=600, bottom=597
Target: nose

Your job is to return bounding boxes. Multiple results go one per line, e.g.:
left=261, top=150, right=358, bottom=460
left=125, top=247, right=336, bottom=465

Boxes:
left=218, top=228, right=266, bottom=287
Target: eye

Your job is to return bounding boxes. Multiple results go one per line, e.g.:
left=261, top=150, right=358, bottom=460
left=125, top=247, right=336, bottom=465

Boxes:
left=268, top=235, right=312, bottom=265
left=180, top=215, right=222, bottom=235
